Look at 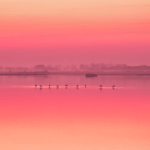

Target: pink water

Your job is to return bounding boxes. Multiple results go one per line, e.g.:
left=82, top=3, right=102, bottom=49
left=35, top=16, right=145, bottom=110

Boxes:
left=0, top=75, right=150, bottom=150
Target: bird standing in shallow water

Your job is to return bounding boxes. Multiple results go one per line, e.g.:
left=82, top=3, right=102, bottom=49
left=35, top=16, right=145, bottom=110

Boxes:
left=99, top=85, right=102, bottom=90
left=112, top=85, right=115, bottom=89
left=40, top=85, right=42, bottom=89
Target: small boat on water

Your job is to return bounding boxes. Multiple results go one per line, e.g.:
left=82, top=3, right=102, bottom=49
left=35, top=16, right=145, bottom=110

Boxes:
left=86, top=74, right=97, bottom=78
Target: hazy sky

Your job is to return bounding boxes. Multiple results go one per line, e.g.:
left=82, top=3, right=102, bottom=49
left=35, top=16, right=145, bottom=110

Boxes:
left=0, top=0, right=150, bottom=67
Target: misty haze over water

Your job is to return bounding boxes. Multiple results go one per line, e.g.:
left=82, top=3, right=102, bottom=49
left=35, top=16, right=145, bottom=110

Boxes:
left=1, top=63, right=150, bottom=75
left=1, top=63, right=150, bottom=88
left=0, top=75, right=150, bottom=88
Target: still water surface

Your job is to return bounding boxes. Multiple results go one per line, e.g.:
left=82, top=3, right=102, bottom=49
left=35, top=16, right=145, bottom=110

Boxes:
left=0, top=74, right=150, bottom=87
left=0, top=75, right=150, bottom=150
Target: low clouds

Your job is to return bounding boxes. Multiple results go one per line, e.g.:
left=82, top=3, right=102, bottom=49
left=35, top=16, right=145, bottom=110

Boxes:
left=5, top=67, right=29, bottom=72
left=79, top=63, right=150, bottom=71
left=16, top=67, right=29, bottom=71
left=5, top=67, right=16, bottom=71
left=1, top=63, right=150, bottom=73
left=33, top=65, right=47, bottom=71
left=33, top=65, right=61, bottom=71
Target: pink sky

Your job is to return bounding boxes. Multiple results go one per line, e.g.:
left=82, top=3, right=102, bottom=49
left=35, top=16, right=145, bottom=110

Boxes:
left=0, top=0, right=150, bottom=67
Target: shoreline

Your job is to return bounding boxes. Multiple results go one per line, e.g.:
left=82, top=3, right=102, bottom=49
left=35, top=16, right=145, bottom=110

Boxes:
left=0, top=73, right=150, bottom=76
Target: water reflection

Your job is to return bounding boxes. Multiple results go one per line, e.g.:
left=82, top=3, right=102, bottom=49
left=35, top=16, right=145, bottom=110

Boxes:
left=0, top=75, right=150, bottom=88
left=65, top=85, right=68, bottom=89
left=0, top=87, right=150, bottom=150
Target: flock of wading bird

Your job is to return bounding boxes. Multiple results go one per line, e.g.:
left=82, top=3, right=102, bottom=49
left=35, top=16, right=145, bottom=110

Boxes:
left=35, top=84, right=115, bottom=89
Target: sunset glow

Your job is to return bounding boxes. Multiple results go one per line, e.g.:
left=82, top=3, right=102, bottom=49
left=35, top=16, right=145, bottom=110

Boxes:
left=0, top=1, right=150, bottom=150
left=0, top=0, right=150, bottom=66
left=0, top=87, right=150, bottom=150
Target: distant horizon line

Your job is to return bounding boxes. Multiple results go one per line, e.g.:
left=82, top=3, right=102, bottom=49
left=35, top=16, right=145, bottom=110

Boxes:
left=1, top=71, right=150, bottom=76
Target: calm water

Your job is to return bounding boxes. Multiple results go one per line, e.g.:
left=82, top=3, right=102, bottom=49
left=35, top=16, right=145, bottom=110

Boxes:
left=0, top=74, right=150, bottom=87
left=0, top=75, right=150, bottom=150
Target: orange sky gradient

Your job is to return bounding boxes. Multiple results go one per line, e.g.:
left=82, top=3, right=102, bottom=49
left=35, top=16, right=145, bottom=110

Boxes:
left=0, top=0, right=150, bottom=66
